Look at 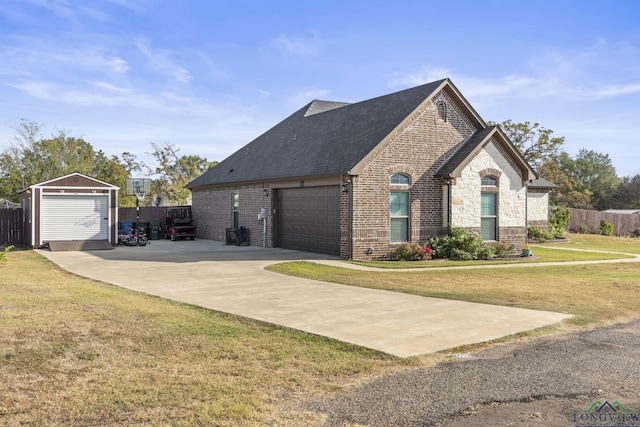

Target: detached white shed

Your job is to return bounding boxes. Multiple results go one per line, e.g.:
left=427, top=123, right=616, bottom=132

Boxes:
left=19, top=172, right=119, bottom=248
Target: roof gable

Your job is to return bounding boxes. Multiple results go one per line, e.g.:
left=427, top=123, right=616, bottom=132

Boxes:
left=20, top=172, right=119, bottom=191
left=435, top=126, right=537, bottom=181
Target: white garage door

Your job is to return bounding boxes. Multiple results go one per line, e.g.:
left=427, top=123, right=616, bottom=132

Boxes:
left=41, top=194, right=109, bottom=241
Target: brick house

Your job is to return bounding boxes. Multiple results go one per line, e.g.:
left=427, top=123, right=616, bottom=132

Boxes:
left=188, top=78, right=541, bottom=260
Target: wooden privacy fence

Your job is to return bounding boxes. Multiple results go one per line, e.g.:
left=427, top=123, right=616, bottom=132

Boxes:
left=118, top=206, right=191, bottom=222
left=0, top=207, right=192, bottom=247
left=0, top=209, right=24, bottom=246
left=119, top=207, right=171, bottom=222
left=568, top=208, right=640, bottom=237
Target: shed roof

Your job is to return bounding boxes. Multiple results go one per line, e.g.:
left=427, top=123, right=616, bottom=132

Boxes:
left=603, top=209, right=640, bottom=214
left=18, top=172, right=119, bottom=192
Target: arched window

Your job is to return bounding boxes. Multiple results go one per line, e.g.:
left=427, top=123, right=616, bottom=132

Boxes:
left=437, top=101, right=447, bottom=122
left=481, top=175, right=498, bottom=186
left=390, top=174, right=410, bottom=242
left=390, top=173, right=410, bottom=185
left=480, top=175, right=498, bottom=240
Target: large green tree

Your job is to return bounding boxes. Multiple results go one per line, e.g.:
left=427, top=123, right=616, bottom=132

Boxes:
left=146, top=142, right=217, bottom=206
left=538, top=152, right=593, bottom=208
left=0, top=119, right=142, bottom=205
left=611, top=174, right=640, bottom=209
left=570, top=149, right=620, bottom=210
left=489, top=119, right=565, bottom=170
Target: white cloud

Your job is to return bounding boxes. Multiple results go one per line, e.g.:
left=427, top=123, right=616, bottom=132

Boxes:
left=136, top=39, right=192, bottom=83
left=265, top=32, right=321, bottom=56
left=388, top=39, right=640, bottom=103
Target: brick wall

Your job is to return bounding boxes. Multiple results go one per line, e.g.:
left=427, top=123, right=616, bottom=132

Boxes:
left=191, top=183, right=272, bottom=246
left=350, top=89, right=477, bottom=260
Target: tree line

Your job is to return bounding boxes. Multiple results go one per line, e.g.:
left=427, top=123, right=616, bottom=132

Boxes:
left=493, top=120, right=639, bottom=210
left=0, top=119, right=217, bottom=207
left=1, top=118, right=638, bottom=210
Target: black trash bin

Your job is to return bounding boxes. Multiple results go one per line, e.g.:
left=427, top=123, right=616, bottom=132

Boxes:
left=148, top=219, right=162, bottom=240
left=225, top=227, right=238, bottom=245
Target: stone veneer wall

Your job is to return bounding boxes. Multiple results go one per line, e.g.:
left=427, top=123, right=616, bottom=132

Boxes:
left=449, top=139, right=527, bottom=249
left=527, top=189, right=550, bottom=228
left=350, top=89, right=478, bottom=260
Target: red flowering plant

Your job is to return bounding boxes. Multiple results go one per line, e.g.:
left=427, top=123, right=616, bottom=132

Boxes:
left=389, top=243, right=433, bottom=261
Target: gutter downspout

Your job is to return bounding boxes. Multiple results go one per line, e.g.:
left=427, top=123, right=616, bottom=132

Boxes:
left=525, top=179, right=532, bottom=246
left=440, top=177, right=453, bottom=230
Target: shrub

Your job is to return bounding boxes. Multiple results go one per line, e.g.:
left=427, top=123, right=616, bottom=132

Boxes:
left=428, top=227, right=495, bottom=261
left=527, top=226, right=551, bottom=242
left=600, top=219, right=615, bottom=236
left=389, top=243, right=432, bottom=261
left=0, top=245, right=14, bottom=262
left=492, top=242, right=515, bottom=258
left=577, top=225, right=589, bottom=234
left=549, top=207, right=571, bottom=238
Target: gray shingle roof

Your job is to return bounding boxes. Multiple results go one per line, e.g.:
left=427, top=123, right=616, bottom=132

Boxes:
left=528, top=177, right=557, bottom=188
left=188, top=79, right=448, bottom=188
left=435, top=126, right=497, bottom=178
left=435, top=125, right=537, bottom=181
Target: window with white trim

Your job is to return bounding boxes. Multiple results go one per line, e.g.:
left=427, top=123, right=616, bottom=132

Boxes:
left=480, top=175, right=498, bottom=240
left=390, top=173, right=410, bottom=242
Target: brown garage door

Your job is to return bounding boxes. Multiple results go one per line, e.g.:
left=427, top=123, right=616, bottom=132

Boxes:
left=276, top=186, right=340, bottom=256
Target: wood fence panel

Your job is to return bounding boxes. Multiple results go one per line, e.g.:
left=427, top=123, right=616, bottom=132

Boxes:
left=0, top=209, right=24, bottom=246
left=118, top=206, right=192, bottom=222
left=568, top=208, right=640, bottom=237
left=118, top=207, right=171, bottom=222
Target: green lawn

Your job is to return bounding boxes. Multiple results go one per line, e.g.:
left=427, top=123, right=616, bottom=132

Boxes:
left=2, top=233, right=640, bottom=425
left=0, top=251, right=401, bottom=426
left=558, top=233, right=640, bottom=254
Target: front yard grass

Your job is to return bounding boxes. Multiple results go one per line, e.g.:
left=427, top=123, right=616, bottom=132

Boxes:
left=559, top=232, right=640, bottom=254
left=2, top=233, right=639, bottom=425
left=0, top=251, right=401, bottom=426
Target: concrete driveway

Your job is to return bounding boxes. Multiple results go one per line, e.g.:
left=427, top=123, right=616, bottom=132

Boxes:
left=39, top=239, right=571, bottom=358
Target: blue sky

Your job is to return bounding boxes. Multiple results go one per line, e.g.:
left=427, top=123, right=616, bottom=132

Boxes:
left=1, top=0, right=639, bottom=177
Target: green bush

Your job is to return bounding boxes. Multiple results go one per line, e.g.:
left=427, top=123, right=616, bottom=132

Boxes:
left=600, top=219, right=615, bottom=236
left=388, top=242, right=432, bottom=261
left=492, top=242, right=515, bottom=258
left=549, top=207, right=571, bottom=238
left=0, top=245, right=14, bottom=262
left=428, top=227, right=495, bottom=260
left=577, top=224, right=589, bottom=234
left=527, top=226, right=552, bottom=242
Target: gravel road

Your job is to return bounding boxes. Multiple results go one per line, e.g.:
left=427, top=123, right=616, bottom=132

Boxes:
left=305, top=319, right=640, bottom=426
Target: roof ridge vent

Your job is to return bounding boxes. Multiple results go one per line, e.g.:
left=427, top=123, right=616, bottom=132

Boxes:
left=304, top=100, right=351, bottom=117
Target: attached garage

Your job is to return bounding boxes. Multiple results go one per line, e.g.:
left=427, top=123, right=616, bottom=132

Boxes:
left=275, top=186, right=340, bottom=256
left=19, top=172, right=119, bottom=248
